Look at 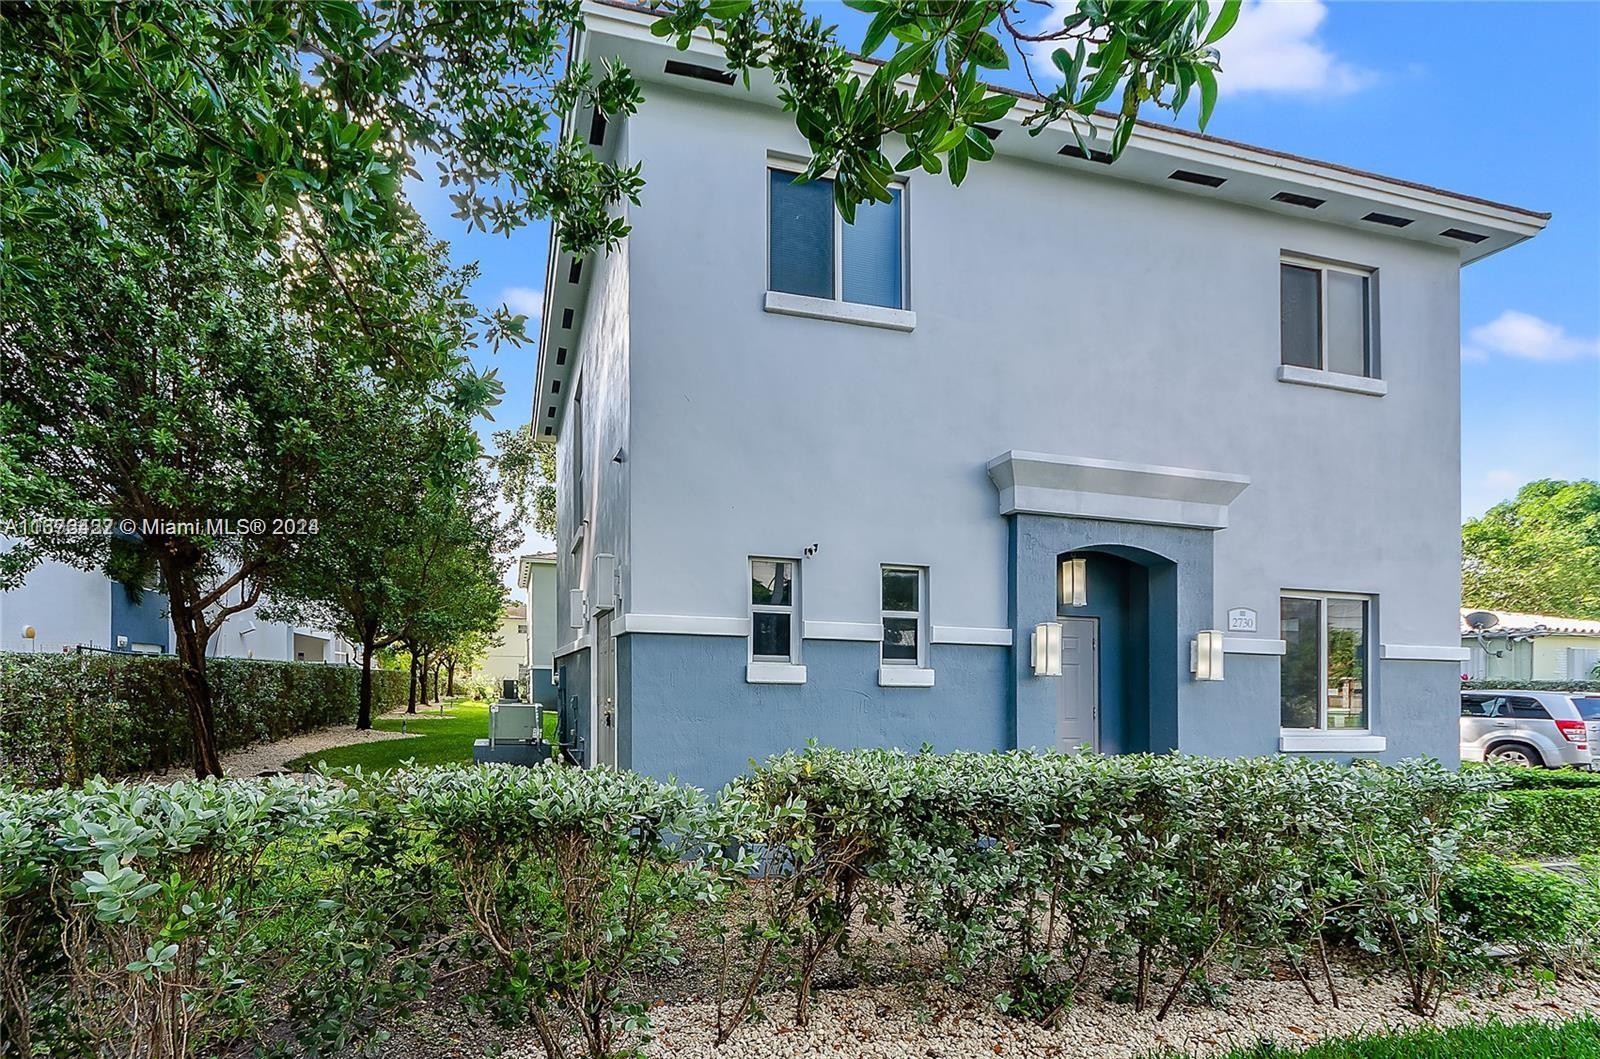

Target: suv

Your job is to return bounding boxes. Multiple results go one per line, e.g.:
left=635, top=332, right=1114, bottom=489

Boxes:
left=1460, top=690, right=1599, bottom=769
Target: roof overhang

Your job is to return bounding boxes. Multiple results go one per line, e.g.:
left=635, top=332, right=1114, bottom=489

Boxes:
left=535, top=1, right=1550, bottom=439
left=517, top=553, right=557, bottom=589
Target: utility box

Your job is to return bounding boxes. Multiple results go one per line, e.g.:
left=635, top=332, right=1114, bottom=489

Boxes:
left=471, top=702, right=551, bottom=767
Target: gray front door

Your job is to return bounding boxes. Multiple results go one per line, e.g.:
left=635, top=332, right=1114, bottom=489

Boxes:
left=594, top=611, right=617, bottom=768
left=1056, top=617, right=1099, bottom=753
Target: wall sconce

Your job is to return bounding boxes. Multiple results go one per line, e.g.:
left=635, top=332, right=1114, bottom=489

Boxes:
left=1059, top=557, right=1087, bottom=608
left=1191, top=630, right=1225, bottom=681
left=1032, top=622, right=1062, bottom=677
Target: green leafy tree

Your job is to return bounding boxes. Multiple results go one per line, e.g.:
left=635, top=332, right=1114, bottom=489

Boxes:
left=495, top=423, right=559, bottom=541
left=1463, top=479, right=1600, bottom=621
left=654, top=0, right=1239, bottom=217
left=265, top=390, right=483, bottom=730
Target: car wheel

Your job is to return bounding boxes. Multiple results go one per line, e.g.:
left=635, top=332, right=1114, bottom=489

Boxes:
left=1487, top=742, right=1544, bottom=768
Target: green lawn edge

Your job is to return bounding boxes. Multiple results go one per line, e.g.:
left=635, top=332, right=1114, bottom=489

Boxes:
left=1145, top=1016, right=1600, bottom=1058
left=285, top=699, right=557, bottom=772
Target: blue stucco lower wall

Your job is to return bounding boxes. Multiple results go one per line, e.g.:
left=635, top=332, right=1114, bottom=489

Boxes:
left=555, top=648, right=591, bottom=765
left=1178, top=653, right=1460, bottom=764
left=619, top=634, right=1010, bottom=792
left=530, top=667, right=557, bottom=710
left=110, top=584, right=168, bottom=652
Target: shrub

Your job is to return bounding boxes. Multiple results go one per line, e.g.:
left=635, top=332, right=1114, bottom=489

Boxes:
left=2, top=777, right=362, bottom=1059
left=390, top=763, right=730, bottom=1059
left=1461, top=679, right=1600, bottom=694
left=1496, top=787, right=1600, bottom=858
left=1473, top=761, right=1600, bottom=790
left=0, top=652, right=409, bottom=785
left=1447, top=856, right=1600, bottom=966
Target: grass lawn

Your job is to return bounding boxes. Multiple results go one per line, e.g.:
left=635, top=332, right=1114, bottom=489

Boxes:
left=1152, top=1017, right=1600, bottom=1058
left=287, top=699, right=558, bottom=772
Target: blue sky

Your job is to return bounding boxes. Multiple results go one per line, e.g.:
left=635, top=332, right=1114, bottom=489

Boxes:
left=407, top=0, right=1599, bottom=570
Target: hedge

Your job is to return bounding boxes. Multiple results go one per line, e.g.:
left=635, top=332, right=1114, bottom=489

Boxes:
left=1497, top=787, right=1600, bottom=859
left=0, top=651, right=408, bottom=785
left=1461, top=679, right=1600, bottom=693
left=0, top=752, right=1542, bottom=1059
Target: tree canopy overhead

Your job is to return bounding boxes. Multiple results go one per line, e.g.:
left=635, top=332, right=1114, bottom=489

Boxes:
left=1463, top=479, right=1600, bottom=622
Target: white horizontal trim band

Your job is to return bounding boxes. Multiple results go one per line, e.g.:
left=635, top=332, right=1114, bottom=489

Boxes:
left=554, top=633, right=592, bottom=657
left=1223, top=637, right=1287, bottom=655
left=1277, top=365, right=1388, bottom=397
left=932, top=626, right=1014, bottom=646
left=804, top=620, right=881, bottom=642
left=746, top=662, right=807, bottom=685
left=879, top=666, right=936, bottom=688
left=1280, top=733, right=1388, bottom=753
left=616, top=614, right=749, bottom=637
left=763, top=290, right=917, bottom=332
left=1381, top=643, right=1472, bottom=661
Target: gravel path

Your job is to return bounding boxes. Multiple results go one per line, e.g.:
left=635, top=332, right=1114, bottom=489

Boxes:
left=375, top=963, right=1600, bottom=1059
left=140, top=715, right=418, bottom=783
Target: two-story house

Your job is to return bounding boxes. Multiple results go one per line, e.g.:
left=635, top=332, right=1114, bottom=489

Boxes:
left=536, top=2, right=1548, bottom=791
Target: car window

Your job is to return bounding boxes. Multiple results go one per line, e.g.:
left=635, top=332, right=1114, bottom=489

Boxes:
left=1573, top=697, right=1600, bottom=721
left=1507, top=696, right=1552, bottom=719
left=1461, top=695, right=1505, bottom=718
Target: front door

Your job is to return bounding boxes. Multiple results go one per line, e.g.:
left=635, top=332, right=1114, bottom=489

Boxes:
left=594, top=611, right=617, bottom=768
left=1056, top=617, right=1099, bottom=753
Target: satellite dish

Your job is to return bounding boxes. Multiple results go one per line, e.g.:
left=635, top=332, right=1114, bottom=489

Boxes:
left=1465, top=610, right=1500, bottom=631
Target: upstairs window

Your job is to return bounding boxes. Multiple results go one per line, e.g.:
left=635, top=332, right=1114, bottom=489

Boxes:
left=881, top=566, right=925, bottom=666
left=769, top=168, right=905, bottom=309
left=1280, top=257, right=1375, bottom=378
left=750, top=558, right=797, bottom=663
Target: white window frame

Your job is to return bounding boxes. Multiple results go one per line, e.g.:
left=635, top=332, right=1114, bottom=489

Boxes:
left=1280, top=591, right=1375, bottom=735
left=1279, top=253, right=1378, bottom=380
left=880, top=565, right=927, bottom=668
left=749, top=557, right=799, bottom=664
left=765, top=156, right=911, bottom=313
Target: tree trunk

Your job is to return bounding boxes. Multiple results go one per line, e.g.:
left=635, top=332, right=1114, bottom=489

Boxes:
left=419, top=649, right=431, bottom=706
left=165, top=571, right=223, bottom=779
left=406, top=648, right=418, bottom=714
left=357, top=620, right=377, bottom=730
left=446, top=658, right=456, bottom=696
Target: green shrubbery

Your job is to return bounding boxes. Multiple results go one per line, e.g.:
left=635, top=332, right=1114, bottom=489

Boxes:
left=4, top=750, right=1589, bottom=1059
left=1461, top=679, right=1600, bottom=694
left=0, top=652, right=409, bottom=785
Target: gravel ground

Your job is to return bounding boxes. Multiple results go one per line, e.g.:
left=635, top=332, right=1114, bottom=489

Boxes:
left=139, top=715, right=418, bottom=783
left=372, top=962, right=1600, bottom=1059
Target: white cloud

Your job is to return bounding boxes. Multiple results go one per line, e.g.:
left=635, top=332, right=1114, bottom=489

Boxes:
left=1020, top=0, right=1372, bottom=98
left=1463, top=310, right=1600, bottom=362
left=500, top=286, right=543, bottom=321
left=1215, top=1, right=1375, bottom=96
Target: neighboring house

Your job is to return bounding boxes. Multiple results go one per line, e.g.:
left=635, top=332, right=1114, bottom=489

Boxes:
left=1462, top=609, right=1600, bottom=683
left=478, top=603, right=531, bottom=697
left=534, top=3, right=1547, bottom=789
left=0, top=547, right=353, bottom=662
left=517, top=552, right=559, bottom=708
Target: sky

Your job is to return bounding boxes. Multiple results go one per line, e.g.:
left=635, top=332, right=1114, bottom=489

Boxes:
left=405, top=0, right=1600, bottom=587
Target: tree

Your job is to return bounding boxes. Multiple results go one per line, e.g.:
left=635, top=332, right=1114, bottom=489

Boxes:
left=653, top=0, right=1239, bottom=218
left=1463, top=479, right=1600, bottom=621
left=264, top=389, right=482, bottom=730
left=495, top=423, right=559, bottom=541
left=390, top=466, right=512, bottom=714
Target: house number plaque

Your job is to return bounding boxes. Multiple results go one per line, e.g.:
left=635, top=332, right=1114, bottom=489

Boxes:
left=1227, top=608, right=1257, bottom=633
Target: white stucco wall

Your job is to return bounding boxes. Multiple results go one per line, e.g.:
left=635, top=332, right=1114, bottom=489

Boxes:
left=0, top=553, right=111, bottom=653
left=528, top=561, right=558, bottom=668
left=611, top=84, right=1463, bottom=649
left=557, top=119, right=634, bottom=648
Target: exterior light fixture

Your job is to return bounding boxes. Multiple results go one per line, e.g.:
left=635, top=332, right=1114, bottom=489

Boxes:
left=1059, top=557, right=1088, bottom=608
left=1032, top=622, right=1063, bottom=677
left=1191, top=630, right=1225, bottom=681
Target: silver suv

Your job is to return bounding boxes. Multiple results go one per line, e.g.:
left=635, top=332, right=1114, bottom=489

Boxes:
left=1460, top=690, right=1600, bottom=769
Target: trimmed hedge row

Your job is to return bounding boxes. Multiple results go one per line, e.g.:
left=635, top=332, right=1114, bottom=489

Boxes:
left=2, top=750, right=1539, bottom=1059
left=1498, top=788, right=1600, bottom=859
left=0, top=651, right=408, bottom=785
left=1461, top=679, right=1600, bottom=693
